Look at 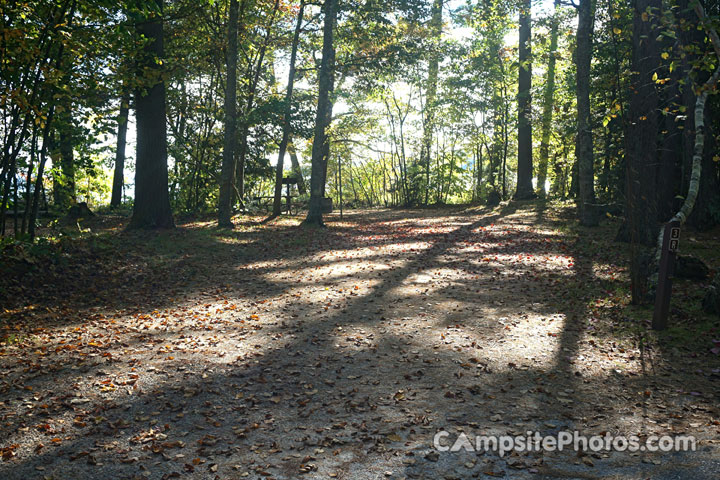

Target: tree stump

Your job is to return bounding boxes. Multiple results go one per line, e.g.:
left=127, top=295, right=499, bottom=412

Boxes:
left=675, top=255, right=710, bottom=280
left=321, top=197, right=333, bottom=214
left=487, top=190, right=501, bottom=207
left=66, top=202, right=95, bottom=219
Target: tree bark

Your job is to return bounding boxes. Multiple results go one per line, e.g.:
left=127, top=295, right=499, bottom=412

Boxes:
left=54, top=105, right=76, bottom=210
left=501, top=83, right=508, bottom=198
left=29, top=107, right=55, bottom=240
left=537, top=0, right=558, bottom=197
left=235, top=0, right=279, bottom=208
left=111, top=90, right=130, bottom=207
left=21, top=128, right=39, bottom=235
left=420, top=0, right=442, bottom=206
left=319, top=45, right=338, bottom=199
left=287, top=141, right=306, bottom=195
left=514, top=0, right=535, bottom=200
left=626, top=0, right=662, bottom=303
left=218, top=0, right=239, bottom=227
left=576, top=0, right=598, bottom=225
left=683, top=2, right=720, bottom=230
left=272, top=0, right=305, bottom=218
left=655, top=3, right=720, bottom=244
left=128, top=0, right=174, bottom=229
left=320, top=130, right=333, bottom=196
left=303, top=0, right=336, bottom=226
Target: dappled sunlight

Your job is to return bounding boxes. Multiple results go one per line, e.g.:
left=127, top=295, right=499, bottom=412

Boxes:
left=401, top=267, right=460, bottom=286
left=2, top=204, right=718, bottom=479
left=213, top=235, right=259, bottom=246
left=593, top=261, right=625, bottom=283
left=428, top=309, right=569, bottom=371
left=2, top=0, right=718, bottom=471
left=463, top=252, right=577, bottom=274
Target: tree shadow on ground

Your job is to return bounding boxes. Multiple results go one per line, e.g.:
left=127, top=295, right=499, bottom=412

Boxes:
left=1, top=204, right=718, bottom=480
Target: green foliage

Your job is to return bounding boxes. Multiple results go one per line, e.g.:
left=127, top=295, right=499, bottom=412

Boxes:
left=2, top=0, right=720, bottom=234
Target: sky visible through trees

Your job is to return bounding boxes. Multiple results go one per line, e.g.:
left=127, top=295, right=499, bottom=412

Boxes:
left=1, top=1, right=720, bottom=477
left=63, top=0, right=559, bottom=202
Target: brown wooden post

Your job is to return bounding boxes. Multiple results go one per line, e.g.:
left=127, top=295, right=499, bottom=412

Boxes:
left=286, top=182, right=291, bottom=215
left=282, top=176, right=297, bottom=215
left=338, top=154, right=343, bottom=220
left=652, top=221, right=680, bottom=330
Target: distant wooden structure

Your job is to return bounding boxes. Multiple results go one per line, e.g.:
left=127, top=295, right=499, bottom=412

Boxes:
left=253, top=176, right=303, bottom=215
left=282, top=176, right=298, bottom=214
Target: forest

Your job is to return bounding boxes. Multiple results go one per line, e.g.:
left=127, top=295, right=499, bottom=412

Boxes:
left=1, top=0, right=720, bottom=478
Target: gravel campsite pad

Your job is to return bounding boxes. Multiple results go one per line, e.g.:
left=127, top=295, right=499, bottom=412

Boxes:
left=1, top=203, right=719, bottom=479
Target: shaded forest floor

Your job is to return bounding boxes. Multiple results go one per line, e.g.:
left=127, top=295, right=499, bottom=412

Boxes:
left=1, top=201, right=719, bottom=479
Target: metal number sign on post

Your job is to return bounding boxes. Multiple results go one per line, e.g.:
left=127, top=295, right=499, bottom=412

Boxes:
left=652, top=221, right=680, bottom=330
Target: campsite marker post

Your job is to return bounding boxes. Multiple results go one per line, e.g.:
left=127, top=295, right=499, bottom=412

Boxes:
left=652, top=221, right=681, bottom=330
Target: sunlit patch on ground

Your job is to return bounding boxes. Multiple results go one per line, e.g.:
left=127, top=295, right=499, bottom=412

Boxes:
left=0, top=203, right=718, bottom=479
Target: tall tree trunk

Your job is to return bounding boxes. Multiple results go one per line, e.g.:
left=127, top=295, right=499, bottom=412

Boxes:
left=24, top=0, right=76, bottom=237
left=688, top=104, right=720, bottom=229
left=287, top=141, right=306, bottom=195
left=641, top=3, right=720, bottom=305
left=552, top=153, right=563, bottom=197
left=218, top=0, right=239, bottom=227
left=514, top=0, right=535, bottom=200
left=272, top=0, right=305, bottom=217
left=599, top=98, right=612, bottom=198
left=656, top=80, right=683, bottom=221
left=319, top=107, right=335, bottom=199
left=338, top=153, right=344, bottom=213
left=320, top=135, right=333, bottom=197
left=54, top=106, right=76, bottom=209
left=626, top=0, right=661, bottom=303
left=473, top=143, right=478, bottom=200
left=424, top=141, right=430, bottom=205
left=682, top=1, right=720, bottom=230
left=420, top=0, right=442, bottom=206
left=0, top=0, right=73, bottom=232
left=29, top=107, right=55, bottom=240
left=21, top=128, right=39, bottom=235
left=319, top=50, right=339, bottom=198
left=477, top=141, right=485, bottom=197
left=303, top=0, right=336, bottom=226
left=111, top=90, right=130, bottom=207
left=445, top=139, right=456, bottom=204
left=576, top=0, right=598, bottom=225
left=570, top=157, right=578, bottom=198
left=489, top=104, right=501, bottom=188
left=537, top=0, right=558, bottom=197
left=498, top=68, right=509, bottom=198
left=656, top=3, right=720, bottom=241
left=128, top=0, right=174, bottom=229
left=652, top=1, right=693, bottom=224
left=12, top=174, right=18, bottom=237
left=236, top=0, right=279, bottom=208
left=502, top=90, right=508, bottom=198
